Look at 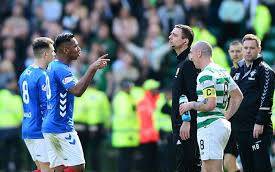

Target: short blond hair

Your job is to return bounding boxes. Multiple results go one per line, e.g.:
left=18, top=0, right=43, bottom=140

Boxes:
left=32, top=37, right=54, bottom=58
left=242, top=34, right=261, bottom=48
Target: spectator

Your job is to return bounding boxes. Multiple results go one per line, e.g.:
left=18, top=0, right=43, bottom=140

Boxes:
left=24, top=45, right=34, bottom=67
left=89, top=11, right=101, bottom=35
left=92, top=0, right=113, bottom=22
left=218, top=0, right=246, bottom=45
left=62, top=1, right=80, bottom=32
left=157, top=0, right=185, bottom=35
left=92, top=22, right=117, bottom=61
left=112, top=7, right=139, bottom=42
left=0, top=50, right=17, bottom=90
left=42, top=0, right=62, bottom=22
left=183, top=0, right=210, bottom=25
left=78, top=17, right=93, bottom=48
left=112, top=48, right=139, bottom=93
left=1, top=4, right=28, bottom=38
left=30, top=5, right=44, bottom=32
left=124, top=23, right=171, bottom=72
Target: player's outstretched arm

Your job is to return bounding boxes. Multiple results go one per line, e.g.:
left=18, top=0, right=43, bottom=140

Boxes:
left=69, top=54, right=110, bottom=97
left=225, top=87, right=243, bottom=120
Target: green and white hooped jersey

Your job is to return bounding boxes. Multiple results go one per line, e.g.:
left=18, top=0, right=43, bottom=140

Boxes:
left=196, top=63, right=237, bottom=129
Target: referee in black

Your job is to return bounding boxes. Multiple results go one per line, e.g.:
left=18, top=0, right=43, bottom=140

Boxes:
left=168, top=24, right=201, bottom=172
left=231, top=34, right=274, bottom=172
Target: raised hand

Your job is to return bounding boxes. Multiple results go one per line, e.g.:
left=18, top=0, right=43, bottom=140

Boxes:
left=91, top=54, right=110, bottom=70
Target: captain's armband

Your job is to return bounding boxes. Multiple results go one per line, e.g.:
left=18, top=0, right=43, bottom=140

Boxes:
left=202, top=88, right=216, bottom=98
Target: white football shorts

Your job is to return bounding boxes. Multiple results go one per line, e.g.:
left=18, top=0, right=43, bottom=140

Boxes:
left=24, top=138, right=49, bottom=163
left=43, top=131, right=85, bottom=168
left=197, top=118, right=231, bottom=160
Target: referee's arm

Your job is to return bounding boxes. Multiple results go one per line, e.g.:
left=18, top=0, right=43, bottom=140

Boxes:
left=183, top=62, right=198, bottom=102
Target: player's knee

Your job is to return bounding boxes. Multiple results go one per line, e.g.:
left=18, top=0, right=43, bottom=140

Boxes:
left=223, top=157, right=231, bottom=169
left=39, top=162, right=52, bottom=172
left=203, top=160, right=223, bottom=172
left=224, top=154, right=237, bottom=171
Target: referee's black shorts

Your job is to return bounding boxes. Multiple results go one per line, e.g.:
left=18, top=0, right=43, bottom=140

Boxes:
left=224, top=130, right=238, bottom=157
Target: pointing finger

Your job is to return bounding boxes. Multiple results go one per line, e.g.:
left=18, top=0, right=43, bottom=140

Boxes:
left=98, top=54, right=109, bottom=59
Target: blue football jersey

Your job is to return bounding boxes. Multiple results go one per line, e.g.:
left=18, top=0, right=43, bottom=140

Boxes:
left=42, top=60, right=77, bottom=133
left=19, top=65, right=48, bottom=139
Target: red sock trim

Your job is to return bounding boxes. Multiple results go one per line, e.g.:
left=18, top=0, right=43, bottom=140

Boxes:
left=33, top=170, right=41, bottom=172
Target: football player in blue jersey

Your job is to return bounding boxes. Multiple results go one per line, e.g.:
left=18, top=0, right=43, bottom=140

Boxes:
left=19, top=37, right=55, bottom=172
left=42, top=33, right=109, bottom=172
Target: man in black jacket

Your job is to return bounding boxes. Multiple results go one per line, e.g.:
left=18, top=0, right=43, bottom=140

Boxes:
left=168, top=24, right=201, bottom=172
left=231, top=34, right=274, bottom=172
left=224, top=40, right=243, bottom=172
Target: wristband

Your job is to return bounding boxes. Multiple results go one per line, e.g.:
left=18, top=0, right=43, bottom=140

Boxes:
left=181, top=114, right=191, bottom=122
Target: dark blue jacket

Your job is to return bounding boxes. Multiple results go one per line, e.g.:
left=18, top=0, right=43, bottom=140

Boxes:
left=231, top=56, right=274, bottom=134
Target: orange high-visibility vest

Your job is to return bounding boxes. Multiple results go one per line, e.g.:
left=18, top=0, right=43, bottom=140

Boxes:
left=137, top=91, right=160, bottom=143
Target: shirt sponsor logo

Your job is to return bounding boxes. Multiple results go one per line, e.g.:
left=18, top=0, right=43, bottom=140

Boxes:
left=24, top=112, right=32, bottom=118
left=62, top=76, right=74, bottom=84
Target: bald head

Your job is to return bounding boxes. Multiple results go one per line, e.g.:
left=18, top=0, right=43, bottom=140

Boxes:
left=192, top=41, right=212, bottom=58
left=189, top=41, right=213, bottom=69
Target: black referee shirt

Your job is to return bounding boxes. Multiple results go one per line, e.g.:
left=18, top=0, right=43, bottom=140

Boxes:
left=171, top=48, right=199, bottom=135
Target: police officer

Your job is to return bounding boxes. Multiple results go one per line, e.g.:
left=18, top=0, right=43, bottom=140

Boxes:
left=231, top=34, right=275, bottom=172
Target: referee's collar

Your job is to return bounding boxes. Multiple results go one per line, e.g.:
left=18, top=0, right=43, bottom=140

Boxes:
left=177, top=47, right=190, bottom=61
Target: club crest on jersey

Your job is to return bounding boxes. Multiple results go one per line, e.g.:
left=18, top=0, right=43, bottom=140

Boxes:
left=248, top=70, right=256, bottom=80
left=233, top=73, right=240, bottom=80
left=62, top=76, right=74, bottom=84
left=26, top=69, right=32, bottom=75
left=175, top=68, right=180, bottom=78
left=42, top=84, right=47, bottom=91
left=250, top=70, right=256, bottom=77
